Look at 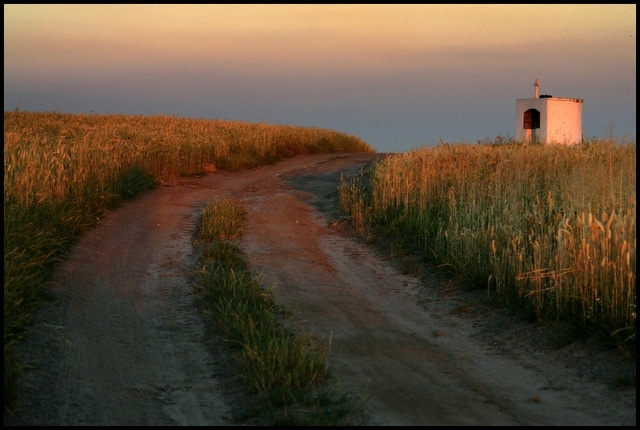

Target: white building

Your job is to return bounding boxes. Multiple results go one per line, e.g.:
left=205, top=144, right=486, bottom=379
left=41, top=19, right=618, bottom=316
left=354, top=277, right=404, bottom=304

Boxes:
left=516, top=79, right=583, bottom=145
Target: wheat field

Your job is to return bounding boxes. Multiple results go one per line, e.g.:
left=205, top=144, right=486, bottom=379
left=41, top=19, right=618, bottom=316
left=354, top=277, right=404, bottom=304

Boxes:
left=4, top=111, right=372, bottom=206
left=339, top=140, right=636, bottom=347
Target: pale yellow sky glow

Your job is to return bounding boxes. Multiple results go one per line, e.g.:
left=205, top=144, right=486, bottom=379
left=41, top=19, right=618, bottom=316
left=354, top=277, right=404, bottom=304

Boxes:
left=4, top=4, right=634, bottom=75
left=4, top=4, right=636, bottom=150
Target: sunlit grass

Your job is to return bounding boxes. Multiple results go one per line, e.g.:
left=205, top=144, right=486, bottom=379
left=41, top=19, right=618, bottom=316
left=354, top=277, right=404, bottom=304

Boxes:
left=4, top=111, right=372, bottom=207
left=3, top=110, right=373, bottom=414
left=339, top=139, right=636, bottom=353
left=196, top=199, right=247, bottom=242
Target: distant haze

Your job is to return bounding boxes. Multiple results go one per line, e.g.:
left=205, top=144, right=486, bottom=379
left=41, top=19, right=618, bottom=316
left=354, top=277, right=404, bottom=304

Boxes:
left=4, top=4, right=636, bottom=152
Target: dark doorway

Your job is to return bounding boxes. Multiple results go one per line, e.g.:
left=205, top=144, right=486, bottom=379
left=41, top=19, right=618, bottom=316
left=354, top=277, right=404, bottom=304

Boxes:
left=523, top=108, right=540, bottom=129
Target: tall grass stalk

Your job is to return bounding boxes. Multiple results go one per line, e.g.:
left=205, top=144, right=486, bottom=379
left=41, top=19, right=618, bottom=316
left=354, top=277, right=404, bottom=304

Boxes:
left=339, top=140, right=635, bottom=350
left=4, top=110, right=372, bottom=413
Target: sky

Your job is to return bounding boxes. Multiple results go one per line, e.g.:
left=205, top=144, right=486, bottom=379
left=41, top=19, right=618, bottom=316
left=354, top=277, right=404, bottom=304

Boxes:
left=4, top=4, right=636, bottom=152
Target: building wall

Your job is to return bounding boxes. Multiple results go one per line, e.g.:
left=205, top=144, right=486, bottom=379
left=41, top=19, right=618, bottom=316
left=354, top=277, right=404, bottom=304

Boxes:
left=545, top=98, right=583, bottom=144
left=516, top=97, right=583, bottom=145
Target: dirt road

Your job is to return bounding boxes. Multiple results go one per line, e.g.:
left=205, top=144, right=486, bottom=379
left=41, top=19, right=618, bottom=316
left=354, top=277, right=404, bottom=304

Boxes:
left=6, top=153, right=635, bottom=425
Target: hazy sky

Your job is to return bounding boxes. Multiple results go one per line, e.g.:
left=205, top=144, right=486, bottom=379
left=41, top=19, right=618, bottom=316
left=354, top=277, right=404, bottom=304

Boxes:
left=4, top=4, right=636, bottom=152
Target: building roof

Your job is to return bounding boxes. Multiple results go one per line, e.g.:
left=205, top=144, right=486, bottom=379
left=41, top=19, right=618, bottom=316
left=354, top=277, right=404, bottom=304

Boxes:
left=517, top=96, right=583, bottom=103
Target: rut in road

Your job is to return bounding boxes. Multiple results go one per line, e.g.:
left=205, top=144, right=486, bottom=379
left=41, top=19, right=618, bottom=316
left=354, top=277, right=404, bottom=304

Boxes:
left=7, top=152, right=635, bottom=426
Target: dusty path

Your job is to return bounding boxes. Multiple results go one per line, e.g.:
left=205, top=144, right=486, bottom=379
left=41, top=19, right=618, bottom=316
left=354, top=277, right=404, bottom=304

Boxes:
left=6, top=153, right=635, bottom=426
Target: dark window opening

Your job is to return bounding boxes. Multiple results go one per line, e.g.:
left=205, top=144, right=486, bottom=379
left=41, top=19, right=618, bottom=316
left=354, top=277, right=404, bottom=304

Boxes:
left=523, top=109, right=540, bottom=129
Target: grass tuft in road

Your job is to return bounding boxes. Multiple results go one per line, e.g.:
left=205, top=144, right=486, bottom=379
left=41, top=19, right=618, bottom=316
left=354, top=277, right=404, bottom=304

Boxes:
left=194, top=198, right=364, bottom=425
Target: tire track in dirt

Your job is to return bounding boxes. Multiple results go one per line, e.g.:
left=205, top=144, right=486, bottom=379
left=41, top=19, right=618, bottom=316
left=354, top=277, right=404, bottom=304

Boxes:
left=8, top=184, right=234, bottom=425
left=6, top=152, right=635, bottom=426
left=239, top=157, right=635, bottom=426
left=239, top=172, right=522, bottom=425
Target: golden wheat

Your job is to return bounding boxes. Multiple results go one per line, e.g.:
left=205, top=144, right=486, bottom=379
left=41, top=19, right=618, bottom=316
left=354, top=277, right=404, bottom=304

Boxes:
left=340, top=140, right=635, bottom=340
left=4, top=111, right=372, bottom=206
